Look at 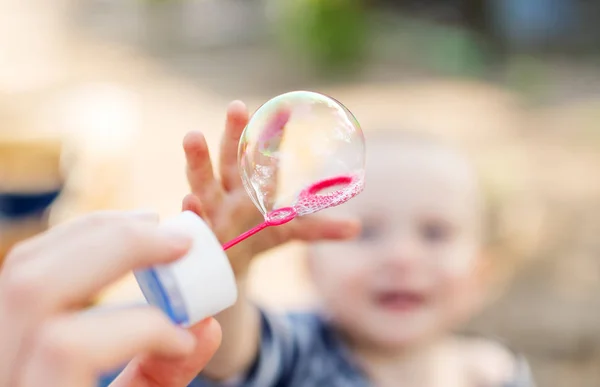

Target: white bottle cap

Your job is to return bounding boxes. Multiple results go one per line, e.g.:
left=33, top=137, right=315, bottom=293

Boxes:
left=134, top=211, right=237, bottom=326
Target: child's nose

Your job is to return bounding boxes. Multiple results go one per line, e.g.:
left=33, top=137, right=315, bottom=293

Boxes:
left=383, top=236, right=423, bottom=267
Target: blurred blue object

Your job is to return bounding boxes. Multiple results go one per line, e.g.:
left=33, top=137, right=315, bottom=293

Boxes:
left=0, top=190, right=62, bottom=220
left=97, top=368, right=122, bottom=387
left=491, top=0, right=577, bottom=48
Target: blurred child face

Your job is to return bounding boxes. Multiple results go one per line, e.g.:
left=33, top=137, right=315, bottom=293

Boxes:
left=309, top=139, right=487, bottom=350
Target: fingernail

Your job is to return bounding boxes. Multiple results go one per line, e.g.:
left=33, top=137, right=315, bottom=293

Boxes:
left=176, top=328, right=197, bottom=349
left=160, top=229, right=193, bottom=249
left=229, top=100, right=246, bottom=110
left=128, top=210, right=160, bottom=222
left=344, top=220, right=361, bottom=237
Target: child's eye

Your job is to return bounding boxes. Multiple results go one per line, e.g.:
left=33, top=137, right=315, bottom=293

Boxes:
left=358, top=218, right=383, bottom=241
left=420, top=221, right=452, bottom=243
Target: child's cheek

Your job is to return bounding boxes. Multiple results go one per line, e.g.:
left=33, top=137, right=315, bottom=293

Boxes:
left=436, top=267, right=484, bottom=326
left=311, top=247, right=369, bottom=298
left=331, top=253, right=373, bottom=302
left=329, top=262, right=375, bottom=334
left=437, top=243, right=480, bottom=277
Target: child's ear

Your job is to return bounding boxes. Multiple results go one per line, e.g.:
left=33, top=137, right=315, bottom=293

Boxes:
left=474, top=249, right=505, bottom=308
left=474, top=251, right=493, bottom=284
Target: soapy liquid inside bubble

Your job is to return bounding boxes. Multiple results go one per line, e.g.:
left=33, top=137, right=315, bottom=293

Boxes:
left=293, top=174, right=363, bottom=216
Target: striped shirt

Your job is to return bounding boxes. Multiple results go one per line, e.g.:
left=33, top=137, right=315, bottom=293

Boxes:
left=190, top=309, right=535, bottom=387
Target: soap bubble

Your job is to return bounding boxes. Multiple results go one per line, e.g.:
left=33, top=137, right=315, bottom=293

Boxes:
left=238, top=91, right=365, bottom=224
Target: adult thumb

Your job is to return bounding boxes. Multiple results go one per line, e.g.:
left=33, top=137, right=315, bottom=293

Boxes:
left=111, top=318, right=222, bottom=387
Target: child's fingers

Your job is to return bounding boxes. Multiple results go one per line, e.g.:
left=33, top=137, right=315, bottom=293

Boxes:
left=219, top=101, right=249, bottom=192
left=181, top=194, right=202, bottom=217
left=247, top=107, right=291, bottom=209
left=288, top=216, right=361, bottom=241
left=183, top=131, right=222, bottom=216
left=181, top=194, right=211, bottom=226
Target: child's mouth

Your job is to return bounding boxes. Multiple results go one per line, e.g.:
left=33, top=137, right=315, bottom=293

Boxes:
left=374, top=291, right=426, bottom=312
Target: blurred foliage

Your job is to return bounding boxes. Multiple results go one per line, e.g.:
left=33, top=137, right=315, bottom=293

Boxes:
left=370, top=13, right=490, bottom=78
left=143, top=0, right=181, bottom=4
left=505, top=56, right=549, bottom=101
left=415, top=24, right=487, bottom=77
left=276, top=0, right=370, bottom=77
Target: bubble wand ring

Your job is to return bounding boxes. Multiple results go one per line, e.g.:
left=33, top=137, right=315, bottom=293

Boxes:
left=222, top=174, right=363, bottom=250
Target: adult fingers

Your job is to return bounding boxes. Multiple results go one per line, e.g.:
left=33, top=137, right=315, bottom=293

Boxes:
left=2, top=210, right=157, bottom=269
left=111, top=318, right=222, bottom=387
left=183, top=131, right=223, bottom=219
left=20, top=308, right=198, bottom=387
left=0, top=212, right=185, bottom=386
left=0, top=212, right=191, bottom=316
left=219, top=101, right=249, bottom=192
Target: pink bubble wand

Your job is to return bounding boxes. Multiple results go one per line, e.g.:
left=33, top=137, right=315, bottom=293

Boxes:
left=222, top=174, right=363, bottom=250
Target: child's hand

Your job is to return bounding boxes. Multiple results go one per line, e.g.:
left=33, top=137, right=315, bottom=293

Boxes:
left=182, top=100, right=360, bottom=276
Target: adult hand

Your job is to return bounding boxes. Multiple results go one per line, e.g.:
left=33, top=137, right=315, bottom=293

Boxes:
left=182, top=100, right=360, bottom=275
left=0, top=211, right=222, bottom=387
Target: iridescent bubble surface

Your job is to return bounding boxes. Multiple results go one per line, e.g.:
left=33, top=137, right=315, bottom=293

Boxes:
left=238, top=91, right=365, bottom=221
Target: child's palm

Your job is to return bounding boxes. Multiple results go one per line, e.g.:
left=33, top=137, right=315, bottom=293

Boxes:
left=182, top=101, right=359, bottom=276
